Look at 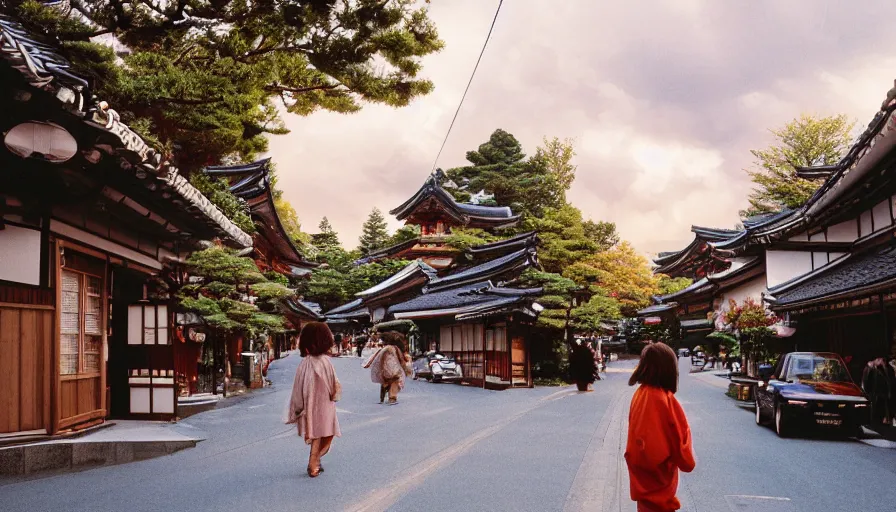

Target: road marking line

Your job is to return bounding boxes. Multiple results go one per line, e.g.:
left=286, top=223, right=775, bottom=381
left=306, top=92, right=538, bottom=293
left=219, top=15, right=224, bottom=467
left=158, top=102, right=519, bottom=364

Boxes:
left=725, top=495, right=791, bottom=501
left=344, top=391, right=577, bottom=512
left=247, top=404, right=268, bottom=410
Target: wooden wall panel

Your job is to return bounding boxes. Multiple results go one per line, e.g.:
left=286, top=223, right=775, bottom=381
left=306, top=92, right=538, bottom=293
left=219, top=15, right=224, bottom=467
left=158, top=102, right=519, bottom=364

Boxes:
left=0, top=309, right=22, bottom=432
left=0, top=283, right=54, bottom=306
left=0, top=307, right=52, bottom=434
left=61, top=380, right=77, bottom=420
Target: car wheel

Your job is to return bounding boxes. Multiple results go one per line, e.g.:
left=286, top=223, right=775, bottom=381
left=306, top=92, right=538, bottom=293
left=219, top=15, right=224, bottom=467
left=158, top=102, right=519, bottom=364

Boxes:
left=755, top=399, right=763, bottom=425
left=775, top=403, right=789, bottom=438
left=432, top=375, right=442, bottom=383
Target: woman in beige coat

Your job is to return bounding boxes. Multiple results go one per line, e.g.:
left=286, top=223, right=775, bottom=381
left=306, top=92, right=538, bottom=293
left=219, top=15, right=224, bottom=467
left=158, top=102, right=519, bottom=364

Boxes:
left=367, top=331, right=412, bottom=405
left=284, top=322, right=342, bottom=478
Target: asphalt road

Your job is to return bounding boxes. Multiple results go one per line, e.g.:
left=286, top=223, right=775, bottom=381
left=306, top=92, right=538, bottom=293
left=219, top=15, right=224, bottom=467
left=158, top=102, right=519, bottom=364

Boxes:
left=2, top=353, right=895, bottom=512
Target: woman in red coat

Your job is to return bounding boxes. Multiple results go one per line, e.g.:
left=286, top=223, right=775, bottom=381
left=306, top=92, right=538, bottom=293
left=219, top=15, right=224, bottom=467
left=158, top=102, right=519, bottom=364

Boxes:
left=625, top=343, right=696, bottom=512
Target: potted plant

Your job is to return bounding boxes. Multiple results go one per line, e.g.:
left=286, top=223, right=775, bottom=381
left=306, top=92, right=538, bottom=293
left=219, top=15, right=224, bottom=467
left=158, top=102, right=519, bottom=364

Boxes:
left=569, top=341, right=599, bottom=391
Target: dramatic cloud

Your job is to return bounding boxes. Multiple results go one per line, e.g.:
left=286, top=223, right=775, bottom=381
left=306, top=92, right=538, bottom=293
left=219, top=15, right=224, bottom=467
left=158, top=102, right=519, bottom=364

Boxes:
left=267, top=0, right=896, bottom=256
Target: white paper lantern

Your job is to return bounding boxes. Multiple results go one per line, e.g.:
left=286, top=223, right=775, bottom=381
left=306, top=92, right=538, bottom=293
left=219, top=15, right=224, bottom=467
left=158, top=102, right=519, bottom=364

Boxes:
left=4, top=121, right=78, bottom=163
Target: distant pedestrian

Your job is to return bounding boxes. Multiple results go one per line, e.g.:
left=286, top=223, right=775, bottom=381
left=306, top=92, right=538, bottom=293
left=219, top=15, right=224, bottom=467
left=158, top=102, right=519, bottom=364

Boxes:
left=625, top=342, right=695, bottom=512
left=368, top=331, right=412, bottom=405
left=356, top=337, right=364, bottom=358
left=284, top=322, right=342, bottom=478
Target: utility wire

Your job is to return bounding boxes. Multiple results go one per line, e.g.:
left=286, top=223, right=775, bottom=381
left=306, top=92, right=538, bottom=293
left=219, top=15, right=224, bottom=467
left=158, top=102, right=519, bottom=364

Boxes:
left=430, top=0, right=504, bottom=173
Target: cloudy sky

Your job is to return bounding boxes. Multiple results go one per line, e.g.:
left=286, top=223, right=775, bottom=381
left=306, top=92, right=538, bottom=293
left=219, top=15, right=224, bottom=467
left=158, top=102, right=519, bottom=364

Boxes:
left=267, top=0, right=896, bottom=256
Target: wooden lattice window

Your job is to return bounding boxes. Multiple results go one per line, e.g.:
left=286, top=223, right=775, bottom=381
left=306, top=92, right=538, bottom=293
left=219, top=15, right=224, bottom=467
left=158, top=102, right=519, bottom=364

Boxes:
left=60, top=269, right=104, bottom=375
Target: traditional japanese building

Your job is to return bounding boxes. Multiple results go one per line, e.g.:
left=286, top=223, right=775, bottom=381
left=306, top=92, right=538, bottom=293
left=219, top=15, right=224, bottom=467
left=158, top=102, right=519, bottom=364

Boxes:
left=326, top=174, right=542, bottom=388
left=0, top=16, right=252, bottom=435
left=649, top=80, right=896, bottom=385
left=359, top=171, right=521, bottom=269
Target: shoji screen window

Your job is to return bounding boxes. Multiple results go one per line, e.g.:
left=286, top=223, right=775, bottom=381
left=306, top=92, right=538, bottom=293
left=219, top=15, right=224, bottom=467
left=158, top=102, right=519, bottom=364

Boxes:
left=127, top=304, right=169, bottom=345
left=60, top=269, right=104, bottom=375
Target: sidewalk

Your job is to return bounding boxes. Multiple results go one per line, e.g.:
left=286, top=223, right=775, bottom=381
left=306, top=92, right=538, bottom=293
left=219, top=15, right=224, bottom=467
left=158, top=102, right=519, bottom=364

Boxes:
left=0, top=420, right=205, bottom=478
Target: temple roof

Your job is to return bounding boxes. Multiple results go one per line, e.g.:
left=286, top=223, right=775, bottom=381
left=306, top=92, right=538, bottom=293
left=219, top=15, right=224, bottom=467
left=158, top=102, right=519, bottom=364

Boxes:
left=389, top=281, right=542, bottom=319
left=282, top=296, right=325, bottom=321
left=203, top=159, right=316, bottom=270
left=390, top=173, right=520, bottom=229
left=0, top=16, right=252, bottom=248
left=767, top=242, right=896, bottom=310
left=465, top=231, right=538, bottom=260
left=653, top=225, right=741, bottom=278
left=355, top=260, right=436, bottom=300
left=426, top=247, right=538, bottom=292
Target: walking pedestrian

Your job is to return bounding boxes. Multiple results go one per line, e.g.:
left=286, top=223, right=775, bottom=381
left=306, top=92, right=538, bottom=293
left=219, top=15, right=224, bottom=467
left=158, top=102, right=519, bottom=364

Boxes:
left=625, top=342, right=695, bottom=512
left=368, top=331, right=412, bottom=405
left=356, top=336, right=364, bottom=358
left=284, top=322, right=342, bottom=478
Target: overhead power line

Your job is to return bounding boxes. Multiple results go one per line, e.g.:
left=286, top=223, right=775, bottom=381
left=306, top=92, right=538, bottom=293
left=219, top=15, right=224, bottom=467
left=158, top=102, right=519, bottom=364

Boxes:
left=430, top=0, right=504, bottom=173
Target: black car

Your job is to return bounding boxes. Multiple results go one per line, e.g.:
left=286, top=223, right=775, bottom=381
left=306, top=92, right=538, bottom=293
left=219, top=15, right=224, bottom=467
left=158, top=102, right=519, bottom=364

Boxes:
left=755, top=352, right=869, bottom=438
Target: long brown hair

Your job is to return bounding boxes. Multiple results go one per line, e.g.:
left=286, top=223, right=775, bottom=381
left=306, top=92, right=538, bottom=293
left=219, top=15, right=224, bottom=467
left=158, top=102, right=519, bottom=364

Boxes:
left=628, top=342, right=679, bottom=393
left=299, top=322, right=335, bottom=357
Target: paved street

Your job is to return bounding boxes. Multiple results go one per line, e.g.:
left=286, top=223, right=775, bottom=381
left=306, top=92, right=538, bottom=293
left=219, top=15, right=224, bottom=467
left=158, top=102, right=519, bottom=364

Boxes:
left=2, top=354, right=896, bottom=512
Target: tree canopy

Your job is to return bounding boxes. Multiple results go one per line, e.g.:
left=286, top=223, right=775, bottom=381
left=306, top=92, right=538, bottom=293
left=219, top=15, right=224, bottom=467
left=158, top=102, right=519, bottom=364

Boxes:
left=311, top=217, right=342, bottom=256
left=444, top=130, right=572, bottom=218
left=7, top=0, right=444, bottom=169
left=178, top=246, right=293, bottom=343
left=742, top=114, right=855, bottom=217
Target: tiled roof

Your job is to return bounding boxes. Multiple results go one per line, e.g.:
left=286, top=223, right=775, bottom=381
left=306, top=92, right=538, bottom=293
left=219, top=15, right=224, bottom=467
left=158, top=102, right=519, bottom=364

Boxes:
left=426, top=247, right=537, bottom=291
left=283, top=296, right=325, bottom=321
left=0, top=16, right=252, bottom=248
left=325, top=298, right=363, bottom=316
left=389, top=173, right=520, bottom=228
left=388, top=281, right=541, bottom=316
left=637, top=303, right=678, bottom=316
left=768, top=243, right=896, bottom=308
left=355, top=260, right=435, bottom=299
left=654, top=278, right=715, bottom=304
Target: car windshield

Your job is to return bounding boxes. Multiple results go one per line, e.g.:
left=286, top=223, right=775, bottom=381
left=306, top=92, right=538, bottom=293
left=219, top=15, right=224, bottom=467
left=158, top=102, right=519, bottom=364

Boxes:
left=788, top=355, right=851, bottom=383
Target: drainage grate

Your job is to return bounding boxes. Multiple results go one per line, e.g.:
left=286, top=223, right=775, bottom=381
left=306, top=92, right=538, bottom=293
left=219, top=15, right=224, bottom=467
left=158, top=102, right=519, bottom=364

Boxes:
left=725, top=495, right=796, bottom=512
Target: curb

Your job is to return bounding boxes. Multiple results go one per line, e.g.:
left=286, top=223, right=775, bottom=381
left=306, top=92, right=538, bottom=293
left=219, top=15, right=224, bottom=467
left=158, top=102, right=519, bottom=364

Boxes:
left=0, top=439, right=198, bottom=477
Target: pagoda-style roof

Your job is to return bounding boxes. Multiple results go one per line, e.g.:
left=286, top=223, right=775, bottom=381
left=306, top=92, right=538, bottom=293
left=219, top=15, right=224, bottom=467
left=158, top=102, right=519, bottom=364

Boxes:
left=389, top=281, right=542, bottom=320
left=465, top=231, right=538, bottom=261
left=426, top=247, right=538, bottom=292
left=767, top=242, right=896, bottom=311
left=0, top=16, right=252, bottom=248
left=390, top=173, right=520, bottom=229
left=203, top=159, right=316, bottom=272
left=281, top=296, right=325, bottom=321
left=654, top=225, right=741, bottom=278
left=355, top=260, right=436, bottom=302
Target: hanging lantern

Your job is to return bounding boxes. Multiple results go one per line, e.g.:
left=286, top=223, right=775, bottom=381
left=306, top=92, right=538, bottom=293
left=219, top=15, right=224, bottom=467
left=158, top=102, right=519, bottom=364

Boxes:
left=4, top=121, right=78, bottom=163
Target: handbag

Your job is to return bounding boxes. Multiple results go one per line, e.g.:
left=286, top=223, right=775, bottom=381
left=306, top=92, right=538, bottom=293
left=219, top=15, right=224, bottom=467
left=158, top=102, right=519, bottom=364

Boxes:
left=331, top=378, right=342, bottom=402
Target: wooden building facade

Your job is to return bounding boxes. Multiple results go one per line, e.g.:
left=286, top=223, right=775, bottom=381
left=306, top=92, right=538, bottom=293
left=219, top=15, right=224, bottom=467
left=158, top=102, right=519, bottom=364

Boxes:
left=0, top=17, right=252, bottom=436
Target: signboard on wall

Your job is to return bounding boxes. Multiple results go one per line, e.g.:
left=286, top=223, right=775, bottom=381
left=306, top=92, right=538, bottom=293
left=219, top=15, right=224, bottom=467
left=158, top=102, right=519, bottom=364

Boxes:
left=0, top=224, right=41, bottom=286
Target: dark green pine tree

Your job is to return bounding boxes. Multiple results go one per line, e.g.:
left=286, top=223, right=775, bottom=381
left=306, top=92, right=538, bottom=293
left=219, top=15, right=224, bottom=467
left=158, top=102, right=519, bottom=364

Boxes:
left=358, top=208, right=390, bottom=256
left=311, top=217, right=342, bottom=253
left=7, top=1, right=444, bottom=170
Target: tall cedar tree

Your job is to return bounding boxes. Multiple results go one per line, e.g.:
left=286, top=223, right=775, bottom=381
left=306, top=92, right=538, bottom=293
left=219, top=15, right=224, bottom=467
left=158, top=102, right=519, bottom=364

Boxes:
left=742, top=114, right=855, bottom=217
left=311, top=217, right=342, bottom=254
left=358, top=207, right=389, bottom=255
left=6, top=0, right=444, bottom=170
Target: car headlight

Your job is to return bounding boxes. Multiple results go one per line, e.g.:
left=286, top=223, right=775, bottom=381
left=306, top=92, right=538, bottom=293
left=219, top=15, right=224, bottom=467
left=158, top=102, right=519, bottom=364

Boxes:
left=854, top=403, right=868, bottom=408
left=786, top=400, right=808, bottom=406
